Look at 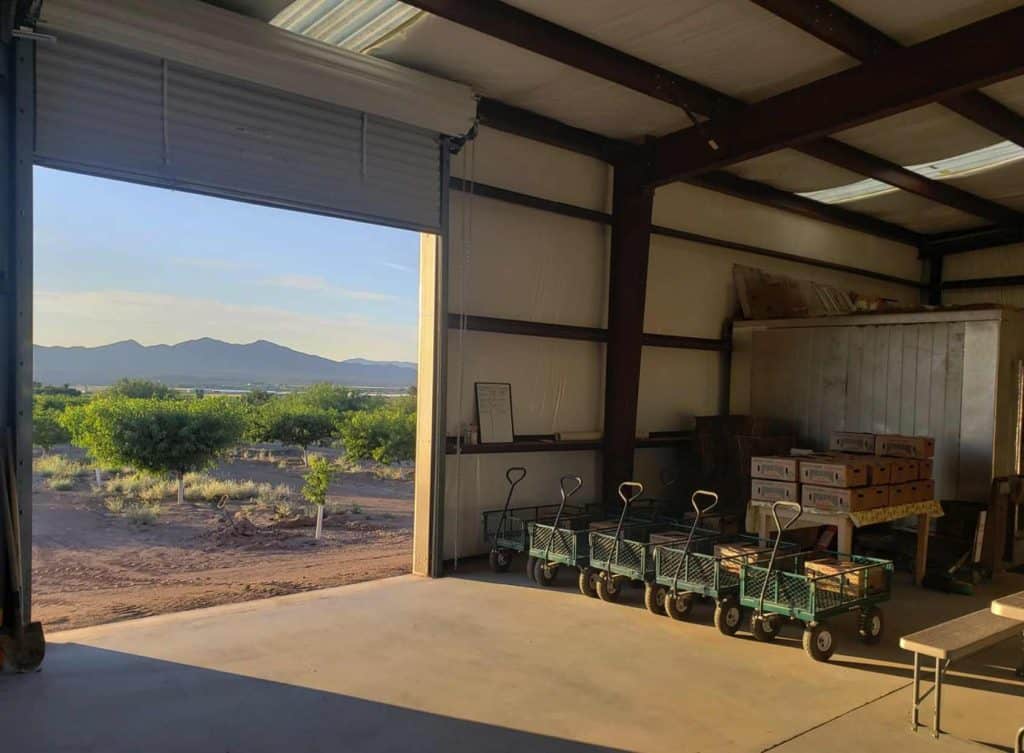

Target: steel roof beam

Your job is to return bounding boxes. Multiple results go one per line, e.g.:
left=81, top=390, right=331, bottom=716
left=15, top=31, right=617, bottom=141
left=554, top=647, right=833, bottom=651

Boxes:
left=651, top=7, right=1024, bottom=185
left=750, top=0, right=1024, bottom=146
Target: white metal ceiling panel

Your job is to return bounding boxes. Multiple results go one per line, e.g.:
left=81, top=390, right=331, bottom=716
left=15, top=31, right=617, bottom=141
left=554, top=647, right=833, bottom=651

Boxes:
left=725, top=149, right=865, bottom=193
left=833, top=0, right=1017, bottom=45
left=835, top=190, right=986, bottom=234
left=832, top=104, right=1004, bottom=166
left=36, top=36, right=443, bottom=232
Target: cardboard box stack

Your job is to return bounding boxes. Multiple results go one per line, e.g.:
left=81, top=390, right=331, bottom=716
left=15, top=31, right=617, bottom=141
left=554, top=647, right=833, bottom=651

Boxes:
left=749, top=455, right=800, bottom=507
left=811, top=431, right=935, bottom=512
left=749, top=432, right=936, bottom=515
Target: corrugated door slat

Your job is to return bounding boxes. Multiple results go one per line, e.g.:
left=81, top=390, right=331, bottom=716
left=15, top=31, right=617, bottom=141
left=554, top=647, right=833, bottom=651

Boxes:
left=35, top=35, right=441, bottom=232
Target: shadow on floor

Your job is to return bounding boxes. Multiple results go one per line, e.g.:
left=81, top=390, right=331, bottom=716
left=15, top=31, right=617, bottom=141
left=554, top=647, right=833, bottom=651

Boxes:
left=0, top=643, right=626, bottom=753
left=451, top=554, right=1024, bottom=694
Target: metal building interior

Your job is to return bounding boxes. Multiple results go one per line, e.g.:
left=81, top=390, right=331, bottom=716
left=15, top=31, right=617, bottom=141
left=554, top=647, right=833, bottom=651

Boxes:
left=1, top=1, right=1024, bottom=751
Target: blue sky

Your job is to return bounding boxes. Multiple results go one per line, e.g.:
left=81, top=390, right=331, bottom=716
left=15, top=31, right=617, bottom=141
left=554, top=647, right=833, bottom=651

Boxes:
left=33, top=168, right=421, bottom=362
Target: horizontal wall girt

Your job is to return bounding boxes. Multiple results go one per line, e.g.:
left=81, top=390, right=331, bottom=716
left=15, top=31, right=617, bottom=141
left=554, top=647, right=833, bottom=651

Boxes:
left=448, top=177, right=924, bottom=288
left=922, top=224, right=1024, bottom=256
left=445, top=313, right=728, bottom=351
left=942, top=275, right=1024, bottom=290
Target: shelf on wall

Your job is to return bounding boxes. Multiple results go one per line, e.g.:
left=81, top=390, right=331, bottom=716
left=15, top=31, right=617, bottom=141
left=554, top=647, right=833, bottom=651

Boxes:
left=444, top=434, right=693, bottom=455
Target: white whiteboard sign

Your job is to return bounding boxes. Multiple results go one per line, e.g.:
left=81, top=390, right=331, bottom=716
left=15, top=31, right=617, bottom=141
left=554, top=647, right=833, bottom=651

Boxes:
left=475, top=382, right=514, bottom=444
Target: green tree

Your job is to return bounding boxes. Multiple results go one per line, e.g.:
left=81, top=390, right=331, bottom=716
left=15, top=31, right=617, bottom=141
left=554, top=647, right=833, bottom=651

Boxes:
left=302, top=454, right=333, bottom=540
left=338, top=398, right=416, bottom=464
left=33, top=405, right=70, bottom=453
left=297, top=383, right=371, bottom=416
left=241, top=388, right=274, bottom=406
left=107, top=378, right=177, bottom=400
left=250, top=401, right=337, bottom=464
left=62, top=395, right=245, bottom=504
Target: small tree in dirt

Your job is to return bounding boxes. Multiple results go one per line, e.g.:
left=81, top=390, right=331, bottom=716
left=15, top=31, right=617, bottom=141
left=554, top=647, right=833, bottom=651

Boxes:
left=302, top=454, right=333, bottom=540
left=62, top=396, right=246, bottom=504
left=107, top=378, right=177, bottom=400
left=253, top=402, right=337, bottom=464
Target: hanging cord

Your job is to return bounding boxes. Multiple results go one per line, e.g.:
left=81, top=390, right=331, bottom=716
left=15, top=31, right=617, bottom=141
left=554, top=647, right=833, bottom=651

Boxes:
left=452, top=125, right=478, bottom=570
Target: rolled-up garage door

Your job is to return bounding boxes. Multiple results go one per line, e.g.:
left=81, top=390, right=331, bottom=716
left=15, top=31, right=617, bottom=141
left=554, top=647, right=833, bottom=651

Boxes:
left=35, top=33, right=450, bottom=232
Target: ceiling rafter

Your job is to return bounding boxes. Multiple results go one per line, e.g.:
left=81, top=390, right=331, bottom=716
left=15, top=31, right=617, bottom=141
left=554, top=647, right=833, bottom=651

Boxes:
left=749, top=0, right=1024, bottom=146
left=477, top=98, right=922, bottom=246
left=651, top=7, right=1024, bottom=184
left=406, top=0, right=1021, bottom=231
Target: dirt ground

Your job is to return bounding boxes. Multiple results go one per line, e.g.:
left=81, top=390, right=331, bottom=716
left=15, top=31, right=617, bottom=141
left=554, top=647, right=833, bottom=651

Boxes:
left=31, top=457, right=413, bottom=632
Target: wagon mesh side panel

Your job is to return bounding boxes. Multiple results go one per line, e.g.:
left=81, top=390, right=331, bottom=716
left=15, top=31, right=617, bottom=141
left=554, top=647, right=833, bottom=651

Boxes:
left=590, top=533, right=648, bottom=578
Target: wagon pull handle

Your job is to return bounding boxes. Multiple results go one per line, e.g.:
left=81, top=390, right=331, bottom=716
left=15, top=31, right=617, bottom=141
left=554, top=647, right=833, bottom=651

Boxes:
left=690, top=489, right=719, bottom=518
left=757, top=500, right=804, bottom=617
left=560, top=475, right=584, bottom=503
left=676, top=489, right=719, bottom=566
left=541, top=475, right=582, bottom=564
left=494, top=466, right=528, bottom=545
left=549, top=475, right=583, bottom=532
left=505, top=466, right=527, bottom=488
left=613, top=481, right=644, bottom=539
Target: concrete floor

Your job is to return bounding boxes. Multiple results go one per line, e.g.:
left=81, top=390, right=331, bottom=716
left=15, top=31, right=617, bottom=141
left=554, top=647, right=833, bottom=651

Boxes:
left=1, top=565, right=1022, bottom=753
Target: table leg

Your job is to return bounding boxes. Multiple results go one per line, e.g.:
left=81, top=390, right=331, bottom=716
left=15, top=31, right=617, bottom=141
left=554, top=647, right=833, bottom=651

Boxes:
left=758, top=511, right=770, bottom=546
left=915, top=514, right=929, bottom=586
left=911, top=652, right=920, bottom=732
left=837, top=519, right=853, bottom=555
left=933, top=657, right=942, bottom=739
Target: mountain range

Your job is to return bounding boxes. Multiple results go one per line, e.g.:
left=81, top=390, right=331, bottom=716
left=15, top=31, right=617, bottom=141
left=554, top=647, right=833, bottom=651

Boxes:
left=33, top=338, right=417, bottom=389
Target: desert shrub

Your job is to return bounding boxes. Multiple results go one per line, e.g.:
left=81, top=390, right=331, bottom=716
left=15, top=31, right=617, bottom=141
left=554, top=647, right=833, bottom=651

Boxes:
left=103, top=494, right=160, bottom=524
left=34, top=454, right=86, bottom=478
left=183, top=474, right=262, bottom=502
left=47, top=474, right=76, bottom=491
left=104, top=496, right=126, bottom=514
left=125, top=503, right=160, bottom=525
left=106, top=378, right=177, bottom=400
left=338, top=399, right=415, bottom=464
left=64, top=395, right=246, bottom=503
left=103, top=473, right=175, bottom=501
left=255, top=483, right=293, bottom=507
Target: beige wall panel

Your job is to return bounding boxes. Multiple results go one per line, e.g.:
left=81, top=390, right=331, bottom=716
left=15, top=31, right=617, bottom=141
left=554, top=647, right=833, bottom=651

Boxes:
left=445, top=331, right=605, bottom=437
left=442, top=450, right=602, bottom=560
left=450, top=126, right=611, bottom=212
left=637, top=347, right=721, bottom=436
left=652, top=181, right=921, bottom=282
left=644, top=235, right=920, bottom=339
left=448, top=193, right=609, bottom=328
left=944, top=243, right=1024, bottom=280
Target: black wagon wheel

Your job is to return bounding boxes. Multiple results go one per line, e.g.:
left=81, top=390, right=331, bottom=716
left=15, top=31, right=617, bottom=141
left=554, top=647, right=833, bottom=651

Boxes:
left=857, top=605, right=884, bottom=645
left=644, top=583, right=668, bottom=616
left=526, top=555, right=538, bottom=581
left=533, top=558, right=558, bottom=587
left=489, top=549, right=511, bottom=573
left=750, top=613, right=782, bottom=643
left=803, top=622, right=836, bottom=662
left=578, top=567, right=599, bottom=598
left=714, top=595, right=743, bottom=636
left=664, top=591, right=694, bottom=621
left=595, top=573, right=622, bottom=603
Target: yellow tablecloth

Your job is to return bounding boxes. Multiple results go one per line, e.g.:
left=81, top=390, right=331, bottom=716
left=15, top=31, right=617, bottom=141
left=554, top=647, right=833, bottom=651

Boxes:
left=747, top=499, right=944, bottom=530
